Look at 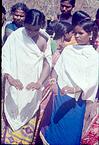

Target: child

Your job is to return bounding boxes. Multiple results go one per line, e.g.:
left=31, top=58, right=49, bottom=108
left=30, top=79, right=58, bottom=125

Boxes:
left=2, top=9, right=52, bottom=144
left=52, top=21, right=73, bottom=67
left=40, top=19, right=98, bottom=145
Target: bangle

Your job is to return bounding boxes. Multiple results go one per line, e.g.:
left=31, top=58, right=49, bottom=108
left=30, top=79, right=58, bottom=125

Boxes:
left=49, top=78, right=56, bottom=85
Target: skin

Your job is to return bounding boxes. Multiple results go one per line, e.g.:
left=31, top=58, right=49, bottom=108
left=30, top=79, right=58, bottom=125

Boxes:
left=13, top=9, right=26, bottom=26
left=6, top=24, right=50, bottom=91
left=52, top=31, right=73, bottom=67
left=2, top=13, right=6, bottom=26
left=60, top=1, right=73, bottom=15
left=24, top=24, right=47, bottom=52
left=95, top=32, right=99, bottom=52
left=74, top=25, right=90, bottom=45
left=25, top=24, right=40, bottom=41
left=51, top=30, right=78, bottom=95
left=64, top=31, right=73, bottom=42
left=52, top=26, right=91, bottom=95
left=4, top=9, right=26, bottom=40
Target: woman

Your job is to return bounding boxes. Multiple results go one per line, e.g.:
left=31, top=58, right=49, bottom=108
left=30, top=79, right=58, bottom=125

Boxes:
left=4, top=2, right=29, bottom=42
left=2, top=9, right=52, bottom=144
left=40, top=19, right=98, bottom=145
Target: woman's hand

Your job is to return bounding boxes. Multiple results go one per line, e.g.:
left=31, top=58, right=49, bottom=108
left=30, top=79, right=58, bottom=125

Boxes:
left=7, top=74, right=23, bottom=90
left=85, top=100, right=98, bottom=121
left=26, top=81, right=42, bottom=91
left=61, top=86, right=75, bottom=95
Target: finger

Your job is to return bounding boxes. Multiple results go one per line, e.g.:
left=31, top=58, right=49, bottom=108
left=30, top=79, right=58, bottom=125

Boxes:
left=32, top=88, right=35, bottom=91
left=16, top=81, right=23, bottom=88
left=61, top=87, right=66, bottom=92
left=16, top=84, right=23, bottom=90
left=61, top=89, right=66, bottom=94
left=26, top=84, right=32, bottom=89
left=15, top=83, right=23, bottom=90
left=15, top=85, right=21, bottom=90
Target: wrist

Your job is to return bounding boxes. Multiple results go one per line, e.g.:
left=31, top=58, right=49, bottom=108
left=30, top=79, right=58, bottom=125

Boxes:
left=37, top=80, right=42, bottom=86
left=49, top=78, right=57, bottom=85
left=74, top=87, right=82, bottom=93
left=5, top=74, right=11, bottom=80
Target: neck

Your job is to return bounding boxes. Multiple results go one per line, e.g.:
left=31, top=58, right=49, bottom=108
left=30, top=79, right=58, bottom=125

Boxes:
left=32, top=34, right=39, bottom=43
left=60, top=13, right=72, bottom=20
left=13, top=21, right=23, bottom=28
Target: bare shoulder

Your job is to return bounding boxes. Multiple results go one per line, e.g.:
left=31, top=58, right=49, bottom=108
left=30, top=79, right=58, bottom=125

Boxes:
left=37, top=33, right=48, bottom=52
left=39, top=31, right=48, bottom=42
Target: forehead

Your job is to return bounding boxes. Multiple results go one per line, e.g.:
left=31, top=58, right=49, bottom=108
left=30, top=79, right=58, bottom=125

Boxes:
left=74, top=25, right=88, bottom=35
left=25, top=24, right=40, bottom=30
left=14, top=9, right=25, bottom=15
left=74, top=25, right=84, bottom=31
left=60, top=1, right=73, bottom=7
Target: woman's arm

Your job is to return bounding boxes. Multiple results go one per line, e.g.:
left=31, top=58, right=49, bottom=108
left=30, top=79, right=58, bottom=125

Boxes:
left=61, top=85, right=82, bottom=95
left=38, top=58, right=50, bottom=85
left=5, top=73, right=23, bottom=90
left=26, top=58, right=50, bottom=91
left=4, top=27, right=13, bottom=43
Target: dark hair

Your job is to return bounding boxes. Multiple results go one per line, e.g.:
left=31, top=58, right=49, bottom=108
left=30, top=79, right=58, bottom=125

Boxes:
left=77, top=19, right=98, bottom=46
left=40, top=12, right=46, bottom=28
left=53, top=21, right=73, bottom=40
left=2, top=6, right=6, bottom=14
left=96, top=8, right=99, bottom=19
left=46, top=20, right=58, bottom=36
left=11, top=3, right=29, bottom=15
left=72, top=10, right=91, bottom=26
left=60, top=0, right=76, bottom=7
left=24, top=9, right=45, bottom=27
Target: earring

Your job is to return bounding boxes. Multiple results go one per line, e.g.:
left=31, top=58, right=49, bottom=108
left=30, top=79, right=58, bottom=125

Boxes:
left=89, top=32, right=93, bottom=41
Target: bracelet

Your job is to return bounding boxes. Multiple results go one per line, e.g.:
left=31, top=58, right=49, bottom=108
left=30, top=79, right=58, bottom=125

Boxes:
left=49, top=78, right=57, bottom=85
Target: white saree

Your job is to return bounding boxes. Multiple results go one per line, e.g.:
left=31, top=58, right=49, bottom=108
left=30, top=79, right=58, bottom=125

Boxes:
left=55, top=45, right=99, bottom=101
left=2, top=27, right=52, bottom=131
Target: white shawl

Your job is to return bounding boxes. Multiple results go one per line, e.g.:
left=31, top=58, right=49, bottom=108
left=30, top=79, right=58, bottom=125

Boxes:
left=55, top=45, right=98, bottom=101
left=2, top=27, right=52, bottom=131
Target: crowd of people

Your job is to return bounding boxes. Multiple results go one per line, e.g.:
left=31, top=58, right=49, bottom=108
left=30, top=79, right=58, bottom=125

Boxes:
left=1, top=0, right=99, bottom=145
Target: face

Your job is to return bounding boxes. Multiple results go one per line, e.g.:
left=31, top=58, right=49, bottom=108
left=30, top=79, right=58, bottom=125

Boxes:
left=13, top=9, right=25, bottom=26
left=24, top=24, right=40, bottom=39
left=60, top=1, right=73, bottom=14
left=56, top=37, right=65, bottom=51
left=64, top=31, right=73, bottom=42
left=2, top=13, right=6, bottom=26
left=74, top=25, right=90, bottom=45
